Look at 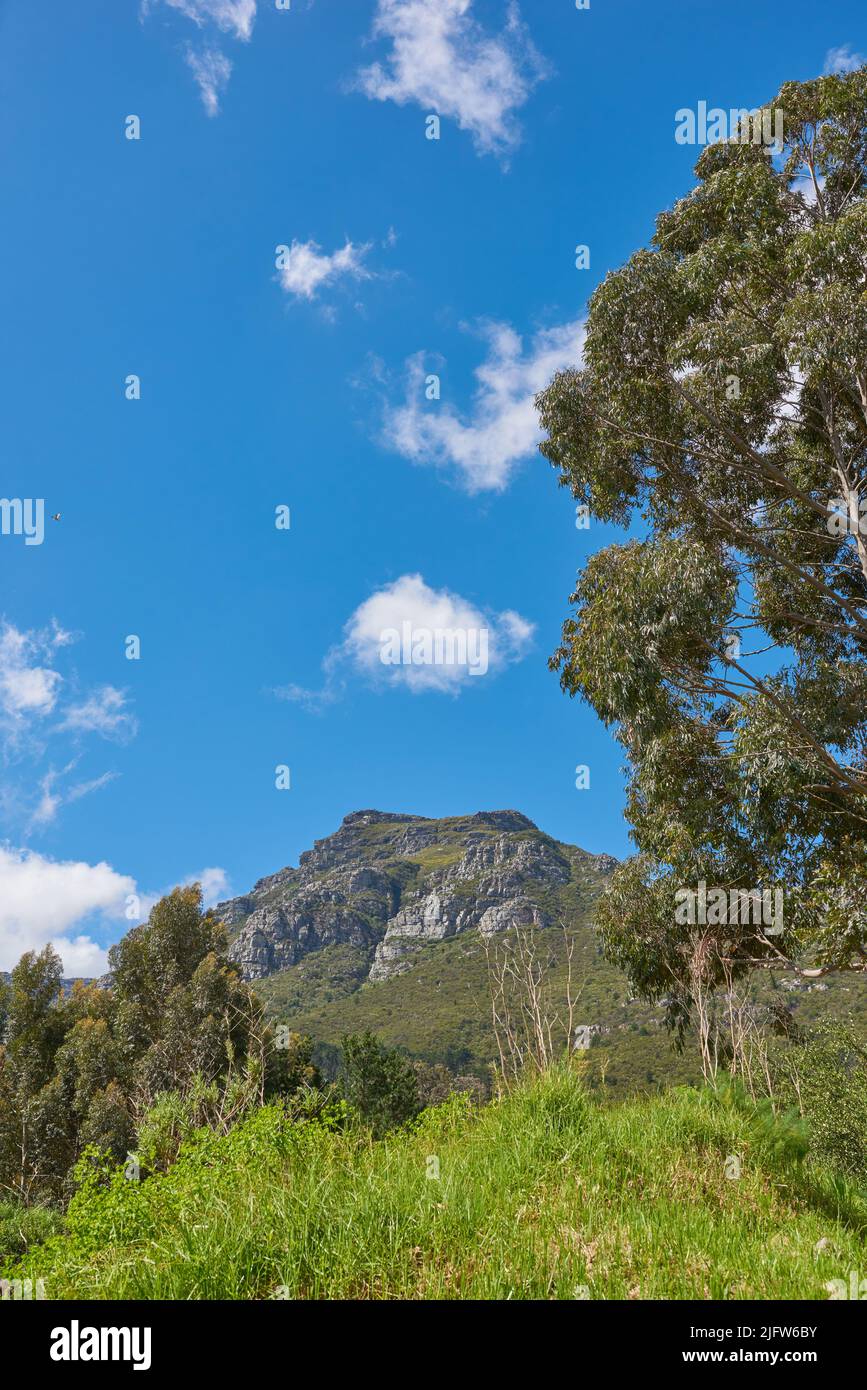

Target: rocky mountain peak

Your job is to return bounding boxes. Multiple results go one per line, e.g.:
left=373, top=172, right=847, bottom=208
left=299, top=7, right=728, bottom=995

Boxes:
left=340, top=809, right=427, bottom=828
left=214, top=809, right=615, bottom=985
left=467, top=810, right=537, bottom=832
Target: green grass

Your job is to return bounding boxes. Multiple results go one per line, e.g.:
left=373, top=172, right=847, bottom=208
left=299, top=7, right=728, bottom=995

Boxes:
left=0, top=1200, right=62, bottom=1265
left=406, top=844, right=469, bottom=873
left=10, top=1068, right=866, bottom=1300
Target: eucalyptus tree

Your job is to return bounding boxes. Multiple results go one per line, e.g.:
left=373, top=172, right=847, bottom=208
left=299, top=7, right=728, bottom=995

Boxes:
left=536, top=70, right=867, bottom=1052
left=0, top=888, right=277, bottom=1202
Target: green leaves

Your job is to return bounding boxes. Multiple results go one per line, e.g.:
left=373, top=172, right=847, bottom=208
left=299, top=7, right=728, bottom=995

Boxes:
left=339, top=1031, right=420, bottom=1139
left=537, top=68, right=867, bottom=1035
left=0, top=886, right=281, bottom=1205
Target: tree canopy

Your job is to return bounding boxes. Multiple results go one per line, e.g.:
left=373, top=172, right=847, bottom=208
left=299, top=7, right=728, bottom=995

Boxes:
left=536, top=70, right=867, bottom=1047
left=0, top=886, right=276, bottom=1204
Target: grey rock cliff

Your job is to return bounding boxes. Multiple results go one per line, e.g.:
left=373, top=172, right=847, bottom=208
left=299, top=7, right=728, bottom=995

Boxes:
left=213, top=810, right=615, bottom=985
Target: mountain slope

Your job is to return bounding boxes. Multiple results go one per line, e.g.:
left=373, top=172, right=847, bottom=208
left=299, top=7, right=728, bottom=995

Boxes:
left=214, top=809, right=701, bottom=1093
left=215, top=809, right=867, bottom=1094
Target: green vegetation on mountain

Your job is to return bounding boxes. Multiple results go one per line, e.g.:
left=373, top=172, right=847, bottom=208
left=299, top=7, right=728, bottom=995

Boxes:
left=256, top=923, right=703, bottom=1096
left=239, top=807, right=866, bottom=1099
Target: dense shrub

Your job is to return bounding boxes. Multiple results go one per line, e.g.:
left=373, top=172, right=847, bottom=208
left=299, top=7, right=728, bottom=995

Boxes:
left=771, top=1024, right=867, bottom=1182
left=339, top=1031, right=420, bottom=1137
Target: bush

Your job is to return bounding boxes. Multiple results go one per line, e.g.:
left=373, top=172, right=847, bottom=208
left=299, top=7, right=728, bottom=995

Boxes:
left=340, top=1031, right=420, bottom=1138
left=771, top=1024, right=867, bottom=1182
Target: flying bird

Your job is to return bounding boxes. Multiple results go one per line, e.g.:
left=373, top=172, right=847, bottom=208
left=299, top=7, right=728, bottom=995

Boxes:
left=51, top=513, right=61, bottom=521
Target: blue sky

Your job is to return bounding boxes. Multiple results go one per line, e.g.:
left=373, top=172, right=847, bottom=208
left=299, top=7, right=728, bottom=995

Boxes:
left=0, top=0, right=864, bottom=974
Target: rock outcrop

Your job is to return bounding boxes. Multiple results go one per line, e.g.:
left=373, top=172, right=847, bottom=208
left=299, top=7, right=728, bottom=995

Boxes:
left=214, top=809, right=615, bottom=984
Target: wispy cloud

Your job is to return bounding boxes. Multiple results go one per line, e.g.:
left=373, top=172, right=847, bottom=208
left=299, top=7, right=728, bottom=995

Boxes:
left=354, top=0, right=548, bottom=161
left=277, top=238, right=374, bottom=302
left=28, top=768, right=120, bottom=832
left=59, top=686, right=138, bottom=743
left=143, top=0, right=257, bottom=40
left=0, top=648, right=61, bottom=719
left=193, top=866, right=232, bottom=907
left=185, top=44, right=233, bottom=115
left=0, top=621, right=72, bottom=747
left=275, top=572, right=534, bottom=705
left=29, top=775, right=61, bottom=831
left=67, top=771, right=121, bottom=804
left=824, top=44, right=864, bottom=75
left=141, top=0, right=256, bottom=113
left=0, top=620, right=137, bottom=835
left=380, top=317, right=586, bottom=493
left=135, top=865, right=232, bottom=922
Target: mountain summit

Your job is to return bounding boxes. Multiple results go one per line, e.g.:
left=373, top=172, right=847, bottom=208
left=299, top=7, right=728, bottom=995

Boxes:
left=214, top=810, right=617, bottom=985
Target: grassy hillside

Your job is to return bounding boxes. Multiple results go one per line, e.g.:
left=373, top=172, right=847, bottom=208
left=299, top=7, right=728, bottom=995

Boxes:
left=12, top=1067, right=866, bottom=1300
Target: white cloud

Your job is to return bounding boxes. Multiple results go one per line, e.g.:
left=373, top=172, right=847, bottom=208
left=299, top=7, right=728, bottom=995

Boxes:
left=1, top=665, right=60, bottom=717
left=0, top=846, right=136, bottom=975
left=0, top=621, right=137, bottom=833
left=144, top=0, right=257, bottom=41
left=66, top=771, right=120, bottom=805
left=190, top=866, right=232, bottom=907
left=277, top=239, right=373, bottom=301
left=276, top=572, right=534, bottom=702
left=0, top=625, right=136, bottom=750
left=185, top=44, right=233, bottom=116
left=134, top=866, right=233, bottom=924
left=0, top=850, right=233, bottom=976
left=355, top=0, right=548, bottom=159
left=824, top=45, right=864, bottom=74
left=59, top=687, right=138, bottom=742
left=382, top=317, right=586, bottom=492
left=791, top=169, right=826, bottom=208
left=29, top=774, right=61, bottom=831
left=0, top=622, right=63, bottom=723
